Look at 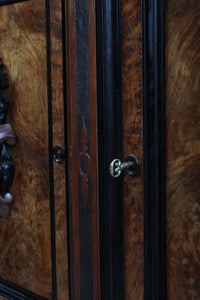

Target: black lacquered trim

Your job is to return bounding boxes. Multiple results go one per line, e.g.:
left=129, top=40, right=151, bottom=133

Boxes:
left=0, top=278, right=46, bottom=300
left=0, top=0, right=28, bottom=6
left=96, top=0, right=125, bottom=299
left=142, top=1, right=166, bottom=300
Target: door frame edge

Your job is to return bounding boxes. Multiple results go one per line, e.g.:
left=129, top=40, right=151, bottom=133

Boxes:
left=142, top=0, right=166, bottom=299
left=96, top=0, right=125, bottom=299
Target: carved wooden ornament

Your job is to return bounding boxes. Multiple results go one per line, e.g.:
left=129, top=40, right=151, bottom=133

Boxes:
left=0, top=58, right=16, bottom=218
left=79, top=118, right=90, bottom=209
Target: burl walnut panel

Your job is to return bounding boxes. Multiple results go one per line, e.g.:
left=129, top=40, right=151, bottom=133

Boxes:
left=121, top=0, right=143, bottom=299
left=166, top=1, right=200, bottom=299
left=0, top=1, right=52, bottom=298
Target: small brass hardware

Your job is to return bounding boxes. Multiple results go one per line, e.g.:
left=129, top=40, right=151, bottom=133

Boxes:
left=110, top=155, right=139, bottom=178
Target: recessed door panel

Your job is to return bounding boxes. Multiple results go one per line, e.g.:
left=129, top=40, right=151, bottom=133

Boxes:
left=166, top=1, right=200, bottom=299
left=0, top=1, right=51, bottom=298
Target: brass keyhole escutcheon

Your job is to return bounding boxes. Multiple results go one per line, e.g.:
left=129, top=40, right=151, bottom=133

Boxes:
left=110, top=155, right=139, bottom=178
left=53, top=146, right=65, bottom=164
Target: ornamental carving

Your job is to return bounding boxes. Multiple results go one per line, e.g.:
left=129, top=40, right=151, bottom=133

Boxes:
left=0, top=58, right=16, bottom=218
left=79, top=118, right=90, bottom=209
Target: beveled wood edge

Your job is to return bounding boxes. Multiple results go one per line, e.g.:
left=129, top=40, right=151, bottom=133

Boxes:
left=0, top=278, right=46, bottom=300
left=142, top=0, right=166, bottom=300
left=88, top=0, right=100, bottom=298
left=65, top=0, right=80, bottom=298
left=0, top=0, right=28, bottom=7
left=96, top=0, right=125, bottom=299
left=65, top=0, right=100, bottom=298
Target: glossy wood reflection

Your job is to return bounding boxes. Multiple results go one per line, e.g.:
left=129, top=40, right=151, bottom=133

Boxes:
left=0, top=1, right=52, bottom=298
left=166, top=1, right=200, bottom=299
left=121, top=0, right=143, bottom=299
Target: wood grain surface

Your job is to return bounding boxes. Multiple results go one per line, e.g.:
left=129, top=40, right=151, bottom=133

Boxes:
left=0, top=1, right=52, bottom=298
left=49, top=0, right=69, bottom=298
left=67, top=0, right=80, bottom=298
left=121, top=1, right=143, bottom=299
left=66, top=0, right=100, bottom=298
left=166, top=1, right=200, bottom=299
left=88, top=0, right=100, bottom=298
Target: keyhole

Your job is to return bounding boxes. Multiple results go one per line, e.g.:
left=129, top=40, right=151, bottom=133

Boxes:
left=53, top=146, right=65, bottom=164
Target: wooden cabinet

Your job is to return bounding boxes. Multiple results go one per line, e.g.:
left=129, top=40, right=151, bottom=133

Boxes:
left=0, top=0, right=199, bottom=300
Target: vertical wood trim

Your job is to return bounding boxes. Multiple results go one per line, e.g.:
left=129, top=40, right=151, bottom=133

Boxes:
left=46, top=0, right=57, bottom=298
left=67, top=0, right=80, bottom=299
left=88, top=0, right=100, bottom=299
left=96, top=0, right=125, bottom=299
left=49, top=0, right=69, bottom=298
left=142, top=0, right=166, bottom=299
left=66, top=0, right=100, bottom=297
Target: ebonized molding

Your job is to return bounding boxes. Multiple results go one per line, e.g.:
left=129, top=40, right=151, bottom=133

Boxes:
left=96, top=0, right=125, bottom=299
left=66, top=0, right=100, bottom=298
left=0, top=0, right=28, bottom=6
left=0, top=278, right=46, bottom=300
left=142, top=0, right=166, bottom=300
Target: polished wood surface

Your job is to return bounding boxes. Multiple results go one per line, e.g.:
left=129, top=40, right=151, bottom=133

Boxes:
left=50, top=0, right=69, bottom=298
left=121, top=0, right=143, bottom=299
left=0, top=1, right=52, bottom=298
left=66, top=0, right=100, bottom=298
left=88, top=0, right=100, bottom=297
left=67, top=0, right=80, bottom=298
left=166, top=1, right=200, bottom=299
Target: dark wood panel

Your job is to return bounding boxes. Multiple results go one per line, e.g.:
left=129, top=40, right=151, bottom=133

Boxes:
left=121, top=0, right=143, bottom=299
left=66, top=0, right=100, bottom=298
left=142, top=1, right=166, bottom=299
left=95, top=0, right=125, bottom=298
left=0, top=1, right=52, bottom=298
left=67, top=0, right=80, bottom=298
left=166, top=1, right=200, bottom=299
left=88, top=0, right=100, bottom=298
left=49, top=0, right=69, bottom=299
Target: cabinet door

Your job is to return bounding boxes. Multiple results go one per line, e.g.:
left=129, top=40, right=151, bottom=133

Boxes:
left=166, top=1, right=200, bottom=299
left=124, top=1, right=200, bottom=299
left=0, top=1, right=69, bottom=299
left=1, top=1, right=199, bottom=300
